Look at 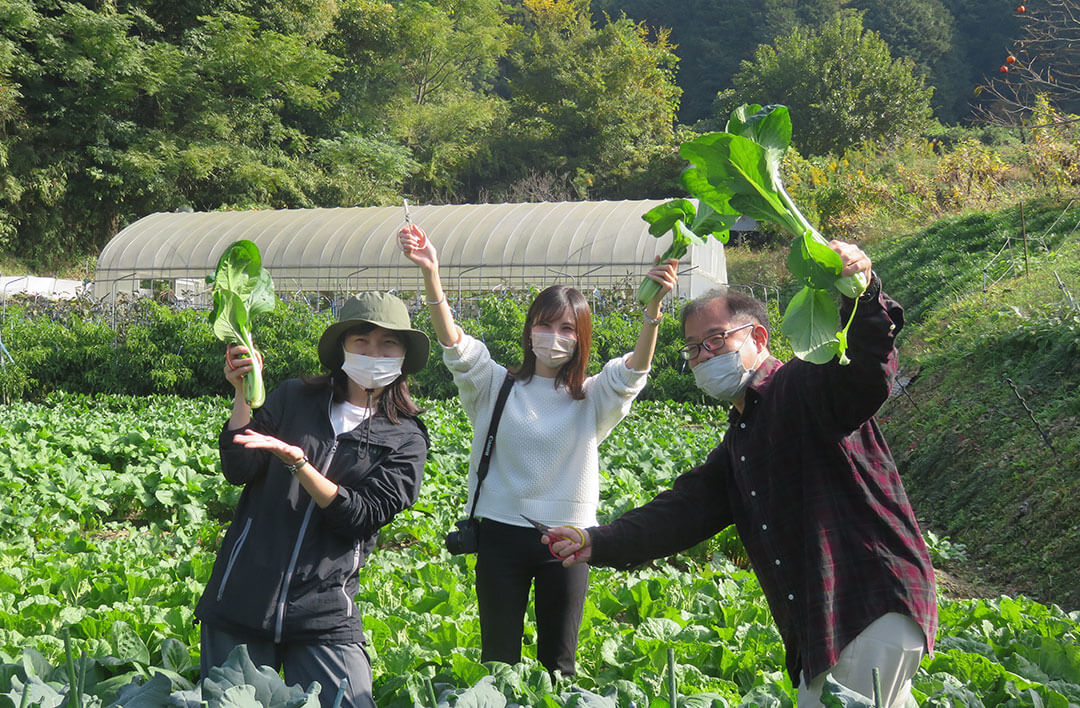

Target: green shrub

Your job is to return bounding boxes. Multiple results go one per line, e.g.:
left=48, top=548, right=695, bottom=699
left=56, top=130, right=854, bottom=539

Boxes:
left=926, top=122, right=1022, bottom=149
left=0, top=287, right=804, bottom=403
left=0, top=291, right=748, bottom=402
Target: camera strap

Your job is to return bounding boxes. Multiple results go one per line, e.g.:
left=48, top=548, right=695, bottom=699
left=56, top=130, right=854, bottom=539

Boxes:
left=466, top=371, right=515, bottom=519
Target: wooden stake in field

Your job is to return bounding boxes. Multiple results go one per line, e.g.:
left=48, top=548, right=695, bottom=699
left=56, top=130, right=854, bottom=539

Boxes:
left=1020, top=199, right=1030, bottom=277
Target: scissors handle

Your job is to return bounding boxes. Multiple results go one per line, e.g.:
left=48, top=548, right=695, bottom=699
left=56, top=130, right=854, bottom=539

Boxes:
left=522, top=515, right=585, bottom=560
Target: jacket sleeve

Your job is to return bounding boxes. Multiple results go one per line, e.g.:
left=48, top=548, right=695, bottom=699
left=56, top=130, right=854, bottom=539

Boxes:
left=318, top=429, right=428, bottom=540
left=804, top=273, right=905, bottom=436
left=217, top=383, right=288, bottom=485
left=589, top=443, right=734, bottom=570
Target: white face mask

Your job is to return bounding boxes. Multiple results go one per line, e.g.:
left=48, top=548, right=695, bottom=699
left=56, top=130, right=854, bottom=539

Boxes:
left=341, top=350, right=404, bottom=390
left=691, top=332, right=763, bottom=401
left=531, top=331, right=577, bottom=369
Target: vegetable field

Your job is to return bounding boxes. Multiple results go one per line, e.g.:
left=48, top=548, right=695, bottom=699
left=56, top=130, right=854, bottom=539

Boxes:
left=1, top=394, right=1079, bottom=707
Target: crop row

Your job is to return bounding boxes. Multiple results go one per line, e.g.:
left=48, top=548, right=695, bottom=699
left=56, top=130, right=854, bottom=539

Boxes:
left=0, top=394, right=1078, bottom=706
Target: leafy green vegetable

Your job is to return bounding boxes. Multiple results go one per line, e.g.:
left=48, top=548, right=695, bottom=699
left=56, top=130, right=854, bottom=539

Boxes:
left=636, top=197, right=735, bottom=306
left=207, top=240, right=276, bottom=408
left=666, top=104, right=869, bottom=364
left=3, top=395, right=1080, bottom=706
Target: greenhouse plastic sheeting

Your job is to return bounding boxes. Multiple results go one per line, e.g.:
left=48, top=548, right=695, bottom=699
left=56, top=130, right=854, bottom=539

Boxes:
left=94, top=201, right=726, bottom=299
left=0, top=276, right=88, bottom=301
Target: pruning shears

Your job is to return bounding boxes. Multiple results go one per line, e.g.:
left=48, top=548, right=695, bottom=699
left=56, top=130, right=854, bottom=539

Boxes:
left=521, top=514, right=585, bottom=560
left=400, top=198, right=427, bottom=250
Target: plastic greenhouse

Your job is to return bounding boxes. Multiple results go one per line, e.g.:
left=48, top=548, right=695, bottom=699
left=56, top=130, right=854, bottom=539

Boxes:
left=94, top=201, right=728, bottom=305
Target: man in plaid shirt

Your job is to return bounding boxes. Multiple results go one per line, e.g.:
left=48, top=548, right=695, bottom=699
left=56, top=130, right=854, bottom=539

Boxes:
left=547, top=240, right=936, bottom=707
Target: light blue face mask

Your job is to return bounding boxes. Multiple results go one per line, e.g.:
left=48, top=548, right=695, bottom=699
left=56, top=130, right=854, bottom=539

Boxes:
left=691, top=332, right=762, bottom=401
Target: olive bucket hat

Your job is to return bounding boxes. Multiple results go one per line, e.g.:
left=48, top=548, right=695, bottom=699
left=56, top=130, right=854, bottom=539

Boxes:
left=318, top=292, right=430, bottom=375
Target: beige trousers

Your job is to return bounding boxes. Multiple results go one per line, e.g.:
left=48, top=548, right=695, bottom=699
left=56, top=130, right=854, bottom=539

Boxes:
left=797, top=612, right=926, bottom=708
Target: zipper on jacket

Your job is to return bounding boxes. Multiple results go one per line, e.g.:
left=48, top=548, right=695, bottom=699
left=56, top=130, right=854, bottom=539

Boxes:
left=342, top=540, right=361, bottom=617
left=274, top=438, right=339, bottom=642
left=275, top=498, right=315, bottom=642
left=216, top=517, right=253, bottom=601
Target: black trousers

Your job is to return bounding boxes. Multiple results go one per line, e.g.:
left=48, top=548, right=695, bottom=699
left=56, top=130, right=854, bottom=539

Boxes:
left=475, top=518, right=590, bottom=676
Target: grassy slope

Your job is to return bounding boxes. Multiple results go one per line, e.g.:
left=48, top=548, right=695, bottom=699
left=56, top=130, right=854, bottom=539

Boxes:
left=869, top=197, right=1080, bottom=610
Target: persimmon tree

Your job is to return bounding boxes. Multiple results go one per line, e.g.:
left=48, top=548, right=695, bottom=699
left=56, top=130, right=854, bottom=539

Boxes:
left=978, top=0, right=1080, bottom=121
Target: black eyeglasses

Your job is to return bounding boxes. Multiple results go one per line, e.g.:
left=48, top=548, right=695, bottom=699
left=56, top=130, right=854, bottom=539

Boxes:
left=679, top=323, right=754, bottom=360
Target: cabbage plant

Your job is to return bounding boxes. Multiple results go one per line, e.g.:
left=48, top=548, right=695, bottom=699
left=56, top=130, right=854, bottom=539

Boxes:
left=207, top=240, right=276, bottom=408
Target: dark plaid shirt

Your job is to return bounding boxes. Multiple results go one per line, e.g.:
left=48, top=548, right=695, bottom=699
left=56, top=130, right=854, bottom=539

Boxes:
left=590, top=279, right=937, bottom=683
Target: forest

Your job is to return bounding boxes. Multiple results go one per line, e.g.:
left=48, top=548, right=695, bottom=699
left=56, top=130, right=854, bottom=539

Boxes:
left=0, top=0, right=1041, bottom=269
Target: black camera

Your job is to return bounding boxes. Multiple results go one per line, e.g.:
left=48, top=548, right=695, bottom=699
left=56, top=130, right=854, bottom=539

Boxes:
left=444, top=518, right=479, bottom=555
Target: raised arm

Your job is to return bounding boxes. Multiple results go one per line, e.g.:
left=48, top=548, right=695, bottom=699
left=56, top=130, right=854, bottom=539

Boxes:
left=224, top=344, right=262, bottom=430
left=625, top=258, right=679, bottom=372
left=398, top=224, right=460, bottom=347
left=811, top=240, right=904, bottom=433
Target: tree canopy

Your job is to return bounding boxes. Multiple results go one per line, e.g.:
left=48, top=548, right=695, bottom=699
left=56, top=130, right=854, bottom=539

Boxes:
left=0, top=0, right=681, bottom=266
left=715, top=12, right=935, bottom=156
left=590, top=0, right=843, bottom=123
left=591, top=0, right=1022, bottom=125
left=0, top=0, right=1041, bottom=269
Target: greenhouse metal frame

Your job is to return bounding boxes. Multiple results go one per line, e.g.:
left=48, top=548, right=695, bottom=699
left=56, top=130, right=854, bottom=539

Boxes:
left=94, top=200, right=728, bottom=306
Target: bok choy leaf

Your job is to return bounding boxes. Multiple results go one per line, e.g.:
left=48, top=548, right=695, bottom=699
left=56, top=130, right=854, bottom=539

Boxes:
left=636, top=196, right=735, bottom=306
left=673, top=103, right=868, bottom=364
left=207, top=240, right=276, bottom=408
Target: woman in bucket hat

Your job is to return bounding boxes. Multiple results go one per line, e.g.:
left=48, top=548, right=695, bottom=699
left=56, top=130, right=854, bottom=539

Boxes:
left=399, top=223, right=678, bottom=678
left=195, top=292, right=430, bottom=708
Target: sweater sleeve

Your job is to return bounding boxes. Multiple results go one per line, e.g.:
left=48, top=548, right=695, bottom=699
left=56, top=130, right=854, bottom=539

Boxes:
left=587, top=354, right=650, bottom=442
left=441, top=330, right=508, bottom=424
left=589, top=444, right=734, bottom=570
left=320, top=428, right=428, bottom=540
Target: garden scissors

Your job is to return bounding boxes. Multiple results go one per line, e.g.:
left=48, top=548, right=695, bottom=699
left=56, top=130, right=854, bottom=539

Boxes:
left=521, top=514, right=585, bottom=560
left=399, top=198, right=427, bottom=250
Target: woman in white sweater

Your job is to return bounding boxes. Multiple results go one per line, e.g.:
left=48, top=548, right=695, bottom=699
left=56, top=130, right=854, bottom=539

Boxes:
left=399, top=223, right=677, bottom=676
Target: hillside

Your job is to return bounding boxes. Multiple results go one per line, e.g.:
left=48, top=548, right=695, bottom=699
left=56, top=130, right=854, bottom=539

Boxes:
left=869, top=198, right=1080, bottom=609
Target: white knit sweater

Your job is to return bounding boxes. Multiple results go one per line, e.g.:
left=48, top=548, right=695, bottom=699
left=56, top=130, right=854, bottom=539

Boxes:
left=443, top=332, right=649, bottom=528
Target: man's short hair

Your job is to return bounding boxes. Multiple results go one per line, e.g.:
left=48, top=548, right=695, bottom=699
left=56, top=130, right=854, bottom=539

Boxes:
left=679, top=287, right=770, bottom=334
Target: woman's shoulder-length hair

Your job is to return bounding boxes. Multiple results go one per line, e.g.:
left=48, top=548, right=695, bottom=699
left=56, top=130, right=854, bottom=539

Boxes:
left=513, top=284, right=592, bottom=400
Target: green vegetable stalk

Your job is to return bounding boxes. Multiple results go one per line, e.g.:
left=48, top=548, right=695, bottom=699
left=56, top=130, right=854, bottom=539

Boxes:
left=207, top=240, right=276, bottom=408
left=636, top=199, right=734, bottom=306
left=636, top=218, right=695, bottom=306
left=835, top=271, right=870, bottom=299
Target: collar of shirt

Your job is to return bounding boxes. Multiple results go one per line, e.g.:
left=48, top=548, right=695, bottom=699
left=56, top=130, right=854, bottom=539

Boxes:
left=730, top=356, right=784, bottom=422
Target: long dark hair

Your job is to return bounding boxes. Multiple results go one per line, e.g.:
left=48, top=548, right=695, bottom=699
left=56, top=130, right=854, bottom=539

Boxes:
left=513, top=284, right=592, bottom=400
left=303, top=323, right=423, bottom=424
